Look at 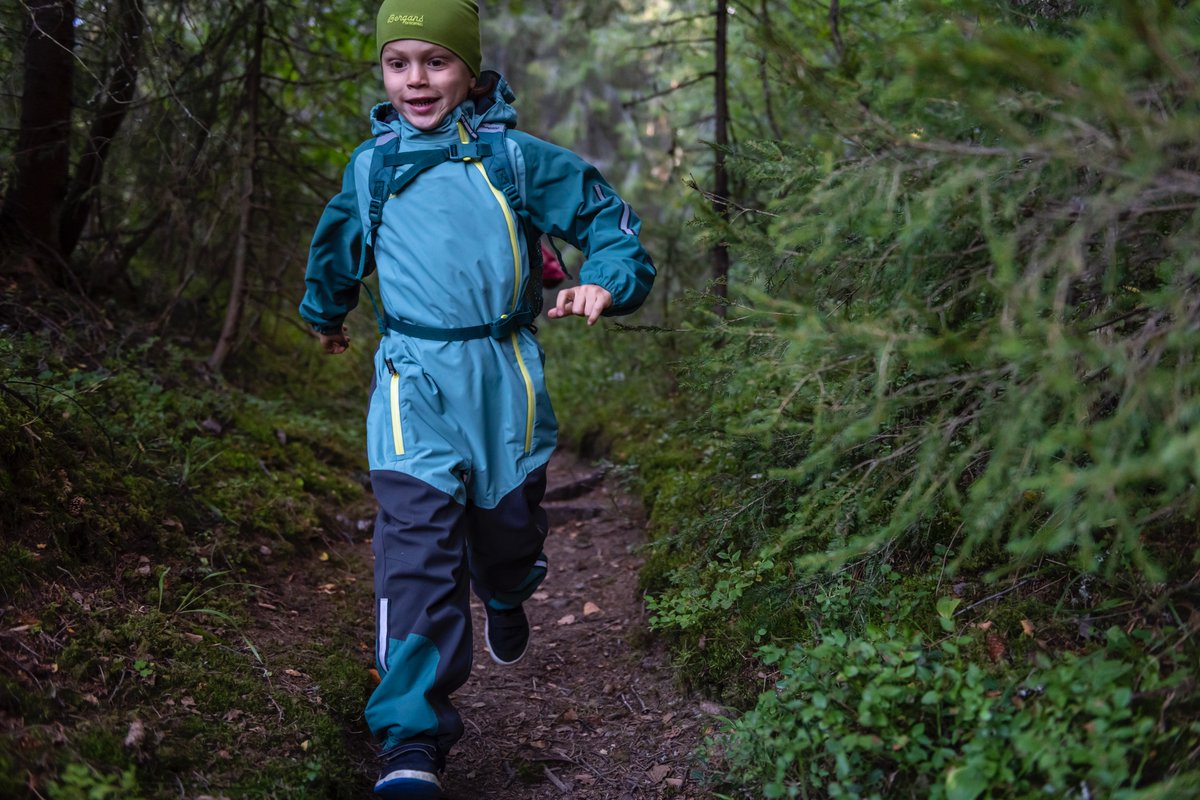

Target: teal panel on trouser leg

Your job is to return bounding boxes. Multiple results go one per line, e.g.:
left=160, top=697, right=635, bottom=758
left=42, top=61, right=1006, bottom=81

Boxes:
left=486, top=553, right=548, bottom=611
left=366, top=633, right=440, bottom=747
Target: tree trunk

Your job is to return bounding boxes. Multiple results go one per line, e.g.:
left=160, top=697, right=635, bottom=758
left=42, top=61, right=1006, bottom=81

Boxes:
left=760, top=0, right=783, bottom=140
left=59, top=0, right=146, bottom=261
left=0, top=0, right=75, bottom=281
left=829, top=0, right=845, bottom=62
left=208, top=0, right=265, bottom=373
left=711, top=0, right=731, bottom=318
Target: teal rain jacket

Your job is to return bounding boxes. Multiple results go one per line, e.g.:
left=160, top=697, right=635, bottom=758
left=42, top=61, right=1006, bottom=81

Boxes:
left=299, top=78, right=655, bottom=509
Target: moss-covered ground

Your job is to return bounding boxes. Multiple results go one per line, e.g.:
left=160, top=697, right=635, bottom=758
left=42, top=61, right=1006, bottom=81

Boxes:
left=1, top=292, right=382, bottom=799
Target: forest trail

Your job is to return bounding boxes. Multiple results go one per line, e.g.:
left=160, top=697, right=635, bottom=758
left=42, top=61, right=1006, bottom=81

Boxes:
left=262, top=452, right=717, bottom=799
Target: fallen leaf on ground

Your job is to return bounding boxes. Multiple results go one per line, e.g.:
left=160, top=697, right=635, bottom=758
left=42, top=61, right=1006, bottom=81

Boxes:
left=986, top=632, right=1007, bottom=662
left=583, top=601, right=602, bottom=616
left=647, top=764, right=671, bottom=784
left=123, top=720, right=146, bottom=748
left=557, top=614, right=577, bottom=625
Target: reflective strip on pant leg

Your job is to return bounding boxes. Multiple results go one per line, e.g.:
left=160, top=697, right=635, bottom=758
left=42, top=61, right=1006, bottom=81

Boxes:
left=378, top=597, right=389, bottom=673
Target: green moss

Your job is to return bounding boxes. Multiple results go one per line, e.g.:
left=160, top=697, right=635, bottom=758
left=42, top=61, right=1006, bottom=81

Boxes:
left=0, top=743, right=25, bottom=799
left=73, top=728, right=129, bottom=770
left=310, top=654, right=373, bottom=722
left=0, top=542, right=38, bottom=598
left=0, top=673, right=50, bottom=720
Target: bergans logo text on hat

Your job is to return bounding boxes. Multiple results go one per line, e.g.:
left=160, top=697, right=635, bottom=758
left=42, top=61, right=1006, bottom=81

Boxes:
left=387, top=14, right=424, bottom=25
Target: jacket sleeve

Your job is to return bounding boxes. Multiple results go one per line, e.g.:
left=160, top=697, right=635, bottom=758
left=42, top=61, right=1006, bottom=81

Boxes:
left=298, top=154, right=366, bottom=334
left=512, top=132, right=655, bottom=316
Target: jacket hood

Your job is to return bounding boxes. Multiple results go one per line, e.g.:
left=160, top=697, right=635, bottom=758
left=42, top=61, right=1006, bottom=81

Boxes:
left=369, top=70, right=518, bottom=138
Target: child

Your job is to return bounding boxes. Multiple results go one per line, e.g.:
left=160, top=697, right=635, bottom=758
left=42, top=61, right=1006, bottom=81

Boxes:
left=298, top=1, right=655, bottom=797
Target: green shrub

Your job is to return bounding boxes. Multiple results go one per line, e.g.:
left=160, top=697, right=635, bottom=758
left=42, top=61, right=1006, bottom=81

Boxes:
left=715, top=618, right=1195, bottom=799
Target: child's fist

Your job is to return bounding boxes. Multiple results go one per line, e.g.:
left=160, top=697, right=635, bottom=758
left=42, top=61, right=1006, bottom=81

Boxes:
left=318, top=327, right=350, bottom=354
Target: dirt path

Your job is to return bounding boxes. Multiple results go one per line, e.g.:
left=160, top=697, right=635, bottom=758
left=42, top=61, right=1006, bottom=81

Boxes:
left=0, top=452, right=717, bottom=800
left=440, top=454, right=714, bottom=800
left=308, top=452, right=717, bottom=799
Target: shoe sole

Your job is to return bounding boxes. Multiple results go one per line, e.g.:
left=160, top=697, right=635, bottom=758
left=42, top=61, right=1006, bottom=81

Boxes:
left=484, top=616, right=529, bottom=666
left=374, top=772, right=442, bottom=799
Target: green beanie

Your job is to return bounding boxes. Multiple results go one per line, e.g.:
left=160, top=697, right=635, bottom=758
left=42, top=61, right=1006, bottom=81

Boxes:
left=376, top=0, right=482, bottom=76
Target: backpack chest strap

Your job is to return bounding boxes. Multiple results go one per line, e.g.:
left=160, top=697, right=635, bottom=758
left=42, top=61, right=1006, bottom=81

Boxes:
left=384, top=308, right=535, bottom=342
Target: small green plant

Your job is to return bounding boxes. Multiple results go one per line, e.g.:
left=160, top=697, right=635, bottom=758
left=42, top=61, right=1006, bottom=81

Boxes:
left=646, top=549, right=777, bottom=630
left=156, top=567, right=261, bottom=620
left=47, top=762, right=142, bottom=800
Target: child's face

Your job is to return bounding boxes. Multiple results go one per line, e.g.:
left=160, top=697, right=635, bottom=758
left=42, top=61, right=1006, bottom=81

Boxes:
left=381, top=40, right=476, bottom=131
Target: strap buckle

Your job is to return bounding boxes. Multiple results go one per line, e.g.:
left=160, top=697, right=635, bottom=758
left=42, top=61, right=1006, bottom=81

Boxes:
left=368, top=191, right=384, bottom=225
left=446, top=142, right=493, bottom=162
left=489, top=314, right=514, bottom=340
left=488, top=310, right=533, bottom=339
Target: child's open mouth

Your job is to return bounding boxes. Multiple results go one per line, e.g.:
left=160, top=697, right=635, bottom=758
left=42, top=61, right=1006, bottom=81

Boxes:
left=408, top=98, right=438, bottom=111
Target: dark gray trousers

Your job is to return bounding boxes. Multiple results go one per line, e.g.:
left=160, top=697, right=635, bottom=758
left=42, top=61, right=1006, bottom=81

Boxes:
left=364, top=467, right=549, bottom=756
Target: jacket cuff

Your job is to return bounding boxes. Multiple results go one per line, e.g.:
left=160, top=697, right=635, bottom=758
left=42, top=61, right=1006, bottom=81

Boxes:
left=311, top=322, right=344, bottom=336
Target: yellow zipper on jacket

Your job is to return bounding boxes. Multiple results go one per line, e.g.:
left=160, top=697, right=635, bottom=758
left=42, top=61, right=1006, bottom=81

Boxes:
left=458, top=122, right=535, bottom=453
left=389, top=371, right=405, bottom=456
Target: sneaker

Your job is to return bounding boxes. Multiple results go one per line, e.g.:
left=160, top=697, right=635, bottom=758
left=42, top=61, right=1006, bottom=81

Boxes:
left=374, top=741, right=443, bottom=799
left=484, top=604, right=530, bottom=665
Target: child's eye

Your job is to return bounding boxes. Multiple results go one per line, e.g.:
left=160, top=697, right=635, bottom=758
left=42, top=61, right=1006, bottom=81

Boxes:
left=428, top=58, right=446, bottom=68
left=387, top=59, right=406, bottom=70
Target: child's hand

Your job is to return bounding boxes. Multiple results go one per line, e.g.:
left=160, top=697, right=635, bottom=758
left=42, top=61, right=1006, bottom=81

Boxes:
left=318, top=327, right=350, bottom=355
left=548, top=284, right=612, bottom=326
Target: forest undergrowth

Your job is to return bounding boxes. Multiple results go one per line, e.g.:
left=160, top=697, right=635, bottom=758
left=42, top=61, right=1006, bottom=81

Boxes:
left=548, top=2, right=1200, bottom=799
left=0, top=292, right=383, bottom=798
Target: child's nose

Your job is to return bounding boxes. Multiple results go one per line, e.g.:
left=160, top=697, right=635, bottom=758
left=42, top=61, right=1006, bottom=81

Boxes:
left=407, top=66, right=428, bottom=87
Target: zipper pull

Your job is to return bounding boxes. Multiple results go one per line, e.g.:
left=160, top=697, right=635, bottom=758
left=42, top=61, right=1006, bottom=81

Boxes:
left=385, top=358, right=396, bottom=376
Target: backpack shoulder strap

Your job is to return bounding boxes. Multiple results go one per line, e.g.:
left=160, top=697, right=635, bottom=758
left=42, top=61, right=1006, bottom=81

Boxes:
left=351, top=133, right=400, bottom=334
left=359, top=132, right=398, bottom=282
left=358, top=132, right=466, bottom=333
